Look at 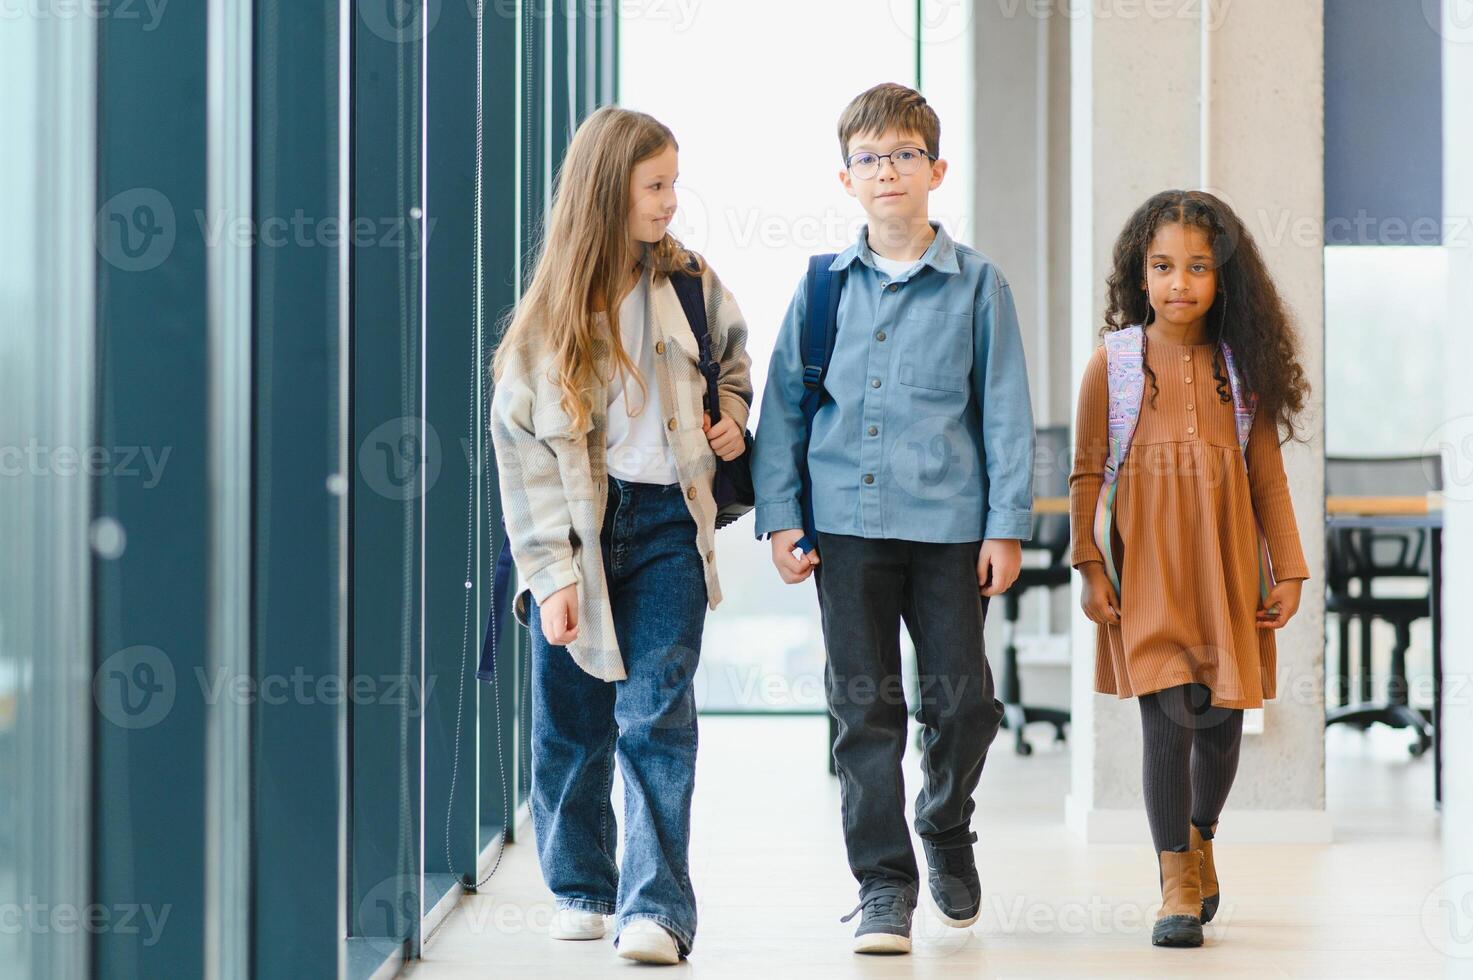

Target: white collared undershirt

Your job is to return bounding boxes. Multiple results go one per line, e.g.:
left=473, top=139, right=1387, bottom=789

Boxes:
left=604, top=266, right=680, bottom=485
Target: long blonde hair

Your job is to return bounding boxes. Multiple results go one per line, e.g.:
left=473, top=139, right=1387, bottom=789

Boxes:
left=493, top=106, right=703, bottom=434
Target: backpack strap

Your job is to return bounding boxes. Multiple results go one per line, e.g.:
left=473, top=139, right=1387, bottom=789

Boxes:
left=669, top=263, right=723, bottom=424
left=796, top=254, right=844, bottom=554
left=476, top=525, right=516, bottom=682
left=1091, top=327, right=1275, bottom=604
left=1219, top=339, right=1256, bottom=454
left=1093, top=326, right=1145, bottom=595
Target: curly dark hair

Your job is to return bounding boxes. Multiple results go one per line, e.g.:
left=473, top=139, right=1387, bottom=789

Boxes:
left=1102, top=190, right=1311, bottom=444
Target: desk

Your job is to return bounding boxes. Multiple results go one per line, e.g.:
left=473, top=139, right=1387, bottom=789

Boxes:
left=1325, top=505, right=1444, bottom=806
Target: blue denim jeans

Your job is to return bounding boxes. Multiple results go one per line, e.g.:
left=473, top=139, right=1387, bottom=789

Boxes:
left=528, top=477, right=708, bottom=955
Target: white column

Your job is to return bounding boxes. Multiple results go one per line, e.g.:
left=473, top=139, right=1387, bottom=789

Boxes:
left=1438, top=3, right=1473, bottom=972
left=968, top=1, right=1053, bottom=420
left=1065, top=0, right=1331, bottom=844
left=970, top=5, right=1076, bottom=653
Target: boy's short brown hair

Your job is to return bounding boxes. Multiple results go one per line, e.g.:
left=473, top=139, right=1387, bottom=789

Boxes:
left=837, top=82, right=940, bottom=162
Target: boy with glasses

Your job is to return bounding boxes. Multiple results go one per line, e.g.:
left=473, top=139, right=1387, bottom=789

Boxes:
left=752, top=82, right=1036, bottom=954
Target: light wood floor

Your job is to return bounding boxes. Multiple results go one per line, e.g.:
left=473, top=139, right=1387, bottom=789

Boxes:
left=406, top=716, right=1447, bottom=978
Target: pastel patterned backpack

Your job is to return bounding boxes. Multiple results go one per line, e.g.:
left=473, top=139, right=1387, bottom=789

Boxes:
left=1091, top=325, right=1275, bottom=602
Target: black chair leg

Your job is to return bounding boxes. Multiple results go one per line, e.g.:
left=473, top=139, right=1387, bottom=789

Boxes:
left=1390, top=622, right=1433, bottom=756
left=998, top=594, right=1035, bottom=756
left=1336, top=611, right=1351, bottom=708
left=996, top=590, right=1069, bottom=755
left=1325, top=617, right=1433, bottom=757
left=1357, top=589, right=1374, bottom=704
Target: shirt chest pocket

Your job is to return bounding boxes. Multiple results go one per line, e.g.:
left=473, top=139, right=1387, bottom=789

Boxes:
left=532, top=398, right=598, bottom=500
left=897, top=308, right=972, bottom=393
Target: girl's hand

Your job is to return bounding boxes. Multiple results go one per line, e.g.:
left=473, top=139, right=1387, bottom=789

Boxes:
left=539, top=583, right=580, bottom=646
left=1079, top=562, right=1121, bottom=625
left=978, top=539, right=1021, bottom=596
left=1257, top=579, right=1303, bottom=629
left=702, top=411, right=745, bottom=461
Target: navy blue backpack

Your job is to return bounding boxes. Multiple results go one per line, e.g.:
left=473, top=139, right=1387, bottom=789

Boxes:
left=793, top=253, right=846, bottom=555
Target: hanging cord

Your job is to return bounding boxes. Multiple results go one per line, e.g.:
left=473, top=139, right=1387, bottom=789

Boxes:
left=392, top=4, right=420, bottom=904
left=444, top=0, right=513, bottom=892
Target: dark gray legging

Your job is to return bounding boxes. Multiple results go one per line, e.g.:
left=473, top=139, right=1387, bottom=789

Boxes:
left=1138, top=682, right=1244, bottom=854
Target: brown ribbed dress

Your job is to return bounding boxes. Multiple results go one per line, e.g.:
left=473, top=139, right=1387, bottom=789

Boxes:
left=1068, top=339, right=1310, bottom=709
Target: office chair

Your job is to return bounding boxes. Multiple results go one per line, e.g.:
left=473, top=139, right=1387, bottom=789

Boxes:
left=1323, top=454, right=1440, bottom=756
left=997, top=425, right=1072, bottom=756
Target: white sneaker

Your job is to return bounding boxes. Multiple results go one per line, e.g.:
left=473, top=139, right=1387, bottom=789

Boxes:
left=615, top=919, right=680, bottom=964
left=549, top=908, right=607, bottom=941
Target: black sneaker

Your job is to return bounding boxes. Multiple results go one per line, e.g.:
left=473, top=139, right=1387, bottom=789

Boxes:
left=923, top=833, right=981, bottom=927
left=840, top=882, right=915, bottom=954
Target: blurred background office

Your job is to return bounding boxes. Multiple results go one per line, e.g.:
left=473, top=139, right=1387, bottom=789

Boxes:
left=2, top=0, right=1472, bottom=977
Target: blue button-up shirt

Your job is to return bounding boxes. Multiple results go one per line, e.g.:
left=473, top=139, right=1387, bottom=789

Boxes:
left=752, top=223, right=1035, bottom=543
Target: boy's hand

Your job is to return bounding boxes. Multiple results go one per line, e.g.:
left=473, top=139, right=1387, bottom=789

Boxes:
left=978, top=539, right=1021, bottom=596
left=539, top=583, right=580, bottom=646
left=1257, top=579, right=1303, bottom=629
left=702, top=412, right=745, bottom=461
left=770, top=528, right=819, bottom=584
left=1079, top=561, right=1121, bottom=625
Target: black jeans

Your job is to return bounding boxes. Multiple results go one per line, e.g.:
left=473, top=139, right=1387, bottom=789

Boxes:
left=813, top=532, right=1004, bottom=897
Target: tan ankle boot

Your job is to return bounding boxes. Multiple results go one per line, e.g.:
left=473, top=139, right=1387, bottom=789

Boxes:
left=1152, top=849, right=1204, bottom=948
left=1189, top=823, right=1220, bottom=923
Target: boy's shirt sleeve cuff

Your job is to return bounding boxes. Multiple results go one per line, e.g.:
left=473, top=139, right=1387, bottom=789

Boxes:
left=753, top=500, right=805, bottom=540
left=984, top=509, right=1034, bottom=542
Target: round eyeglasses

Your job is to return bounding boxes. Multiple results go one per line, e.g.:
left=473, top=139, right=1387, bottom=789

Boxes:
left=845, top=146, right=936, bottom=180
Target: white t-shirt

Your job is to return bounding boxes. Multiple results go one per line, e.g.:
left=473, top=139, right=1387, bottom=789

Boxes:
left=604, top=268, right=679, bottom=485
left=870, top=249, right=920, bottom=281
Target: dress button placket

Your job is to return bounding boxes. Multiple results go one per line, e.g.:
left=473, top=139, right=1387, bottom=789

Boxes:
left=1185, top=355, right=1196, bottom=436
